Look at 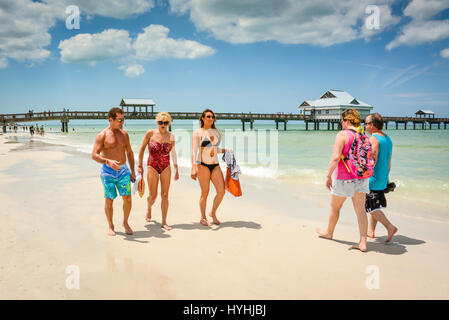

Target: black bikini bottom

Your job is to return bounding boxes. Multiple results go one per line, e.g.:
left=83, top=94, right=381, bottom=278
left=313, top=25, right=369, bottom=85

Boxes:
left=200, top=162, right=219, bottom=173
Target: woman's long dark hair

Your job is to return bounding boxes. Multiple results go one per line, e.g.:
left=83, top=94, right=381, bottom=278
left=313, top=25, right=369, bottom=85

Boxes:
left=199, top=108, right=217, bottom=129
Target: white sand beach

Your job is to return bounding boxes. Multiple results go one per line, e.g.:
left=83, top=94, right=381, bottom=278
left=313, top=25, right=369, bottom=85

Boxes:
left=0, top=133, right=448, bottom=299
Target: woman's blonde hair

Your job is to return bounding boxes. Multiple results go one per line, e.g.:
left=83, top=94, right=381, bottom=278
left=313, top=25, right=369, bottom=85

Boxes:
left=155, top=112, right=172, bottom=125
left=341, top=108, right=361, bottom=127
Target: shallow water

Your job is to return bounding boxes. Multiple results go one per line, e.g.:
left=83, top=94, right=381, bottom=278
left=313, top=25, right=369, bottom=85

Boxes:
left=10, top=120, right=449, bottom=221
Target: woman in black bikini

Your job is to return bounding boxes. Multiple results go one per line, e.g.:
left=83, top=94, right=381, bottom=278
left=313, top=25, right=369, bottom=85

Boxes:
left=191, top=109, right=228, bottom=227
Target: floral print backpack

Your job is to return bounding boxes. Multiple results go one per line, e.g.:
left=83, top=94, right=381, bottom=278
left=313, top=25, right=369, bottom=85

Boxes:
left=341, top=127, right=375, bottom=179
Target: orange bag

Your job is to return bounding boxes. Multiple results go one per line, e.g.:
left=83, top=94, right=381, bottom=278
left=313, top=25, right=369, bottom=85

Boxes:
left=226, top=168, right=242, bottom=197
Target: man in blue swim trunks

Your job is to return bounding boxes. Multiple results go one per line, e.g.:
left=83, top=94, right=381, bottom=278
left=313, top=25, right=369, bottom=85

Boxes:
left=92, top=107, right=136, bottom=236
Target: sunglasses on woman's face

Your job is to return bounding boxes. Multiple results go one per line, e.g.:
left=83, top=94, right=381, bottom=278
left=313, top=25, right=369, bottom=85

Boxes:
left=205, top=115, right=215, bottom=119
left=158, top=121, right=169, bottom=126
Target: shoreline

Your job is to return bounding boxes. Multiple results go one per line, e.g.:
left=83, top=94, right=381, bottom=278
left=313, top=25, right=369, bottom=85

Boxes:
left=0, top=133, right=448, bottom=299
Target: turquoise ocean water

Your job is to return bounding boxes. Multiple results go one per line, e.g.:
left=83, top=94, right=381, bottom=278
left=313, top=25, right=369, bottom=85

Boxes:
left=22, top=119, right=449, bottom=218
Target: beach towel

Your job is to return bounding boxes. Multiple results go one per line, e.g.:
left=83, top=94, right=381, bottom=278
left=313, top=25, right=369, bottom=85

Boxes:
left=132, top=173, right=145, bottom=197
left=222, top=150, right=241, bottom=180
left=222, top=150, right=242, bottom=197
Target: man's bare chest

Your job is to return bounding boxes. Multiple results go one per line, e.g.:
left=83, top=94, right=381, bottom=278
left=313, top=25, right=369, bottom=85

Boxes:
left=104, top=132, right=126, bottom=149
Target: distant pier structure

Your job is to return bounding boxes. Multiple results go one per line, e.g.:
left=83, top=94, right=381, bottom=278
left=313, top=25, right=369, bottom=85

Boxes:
left=1, top=94, right=449, bottom=132
left=298, top=90, right=373, bottom=130
left=120, top=98, right=155, bottom=117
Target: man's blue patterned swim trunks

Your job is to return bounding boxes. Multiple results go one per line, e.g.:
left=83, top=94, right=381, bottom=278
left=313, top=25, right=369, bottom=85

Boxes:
left=100, top=163, right=131, bottom=199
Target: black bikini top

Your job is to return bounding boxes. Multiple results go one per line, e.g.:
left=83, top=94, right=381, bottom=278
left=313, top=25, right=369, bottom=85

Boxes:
left=200, top=131, right=221, bottom=147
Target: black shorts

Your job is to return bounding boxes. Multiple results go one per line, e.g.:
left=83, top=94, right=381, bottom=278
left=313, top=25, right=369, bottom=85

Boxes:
left=365, top=190, right=387, bottom=213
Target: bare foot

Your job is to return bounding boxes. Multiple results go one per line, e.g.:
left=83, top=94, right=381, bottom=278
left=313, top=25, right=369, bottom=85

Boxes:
left=315, top=227, right=332, bottom=240
left=349, top=242, right=367, bottom=252
left=386, top=226, right=398, bottom=243
left=209, top=212, right=220, bottom=225
left=367, top=230, right=375, bottom=238
left=200, top=218, right=212, bottom=227
left=161, top=223, right=172, bottom=231
left=145, top=211, right=151, bottom=222
left=123, top=223, right=133, bottom=235
left=107, top=227, right=116, bottom=236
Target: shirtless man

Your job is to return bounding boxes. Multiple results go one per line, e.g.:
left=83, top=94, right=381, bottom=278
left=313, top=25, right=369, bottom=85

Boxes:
left=92, top=107, right=136, bottom=236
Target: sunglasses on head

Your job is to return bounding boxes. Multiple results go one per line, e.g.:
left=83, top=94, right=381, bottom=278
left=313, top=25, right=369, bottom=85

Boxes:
left=158, top=121, right=169, bottom=126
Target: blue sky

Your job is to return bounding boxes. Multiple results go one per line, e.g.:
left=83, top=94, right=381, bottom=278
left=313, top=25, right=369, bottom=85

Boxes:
left=1, top=0, right=449, bottom=117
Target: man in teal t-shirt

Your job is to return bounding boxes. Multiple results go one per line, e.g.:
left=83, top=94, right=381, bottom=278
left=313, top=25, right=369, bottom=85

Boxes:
left=365, top=113, right=398, bottom=242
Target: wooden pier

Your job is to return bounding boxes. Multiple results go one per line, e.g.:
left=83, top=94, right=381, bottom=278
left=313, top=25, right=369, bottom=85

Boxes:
left=1, top=111, right=449, bottom=132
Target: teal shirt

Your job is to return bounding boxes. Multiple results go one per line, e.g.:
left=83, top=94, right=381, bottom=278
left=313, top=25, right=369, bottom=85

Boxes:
left=369, top=134, right=393, bottom=191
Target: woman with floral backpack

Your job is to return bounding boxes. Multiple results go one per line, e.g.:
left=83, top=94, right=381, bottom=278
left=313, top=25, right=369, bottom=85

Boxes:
left=316, top=108, right=374, bottom=252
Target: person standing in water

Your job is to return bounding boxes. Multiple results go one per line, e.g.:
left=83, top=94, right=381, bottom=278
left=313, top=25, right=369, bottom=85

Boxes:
left=138, top=112, right=179, bottom=231
left=191, top=109, right=228, bottom=227
left=92, top=107, right=136, bottom=236
left=316, top=108, right=370, bottom=252
left=364, top=113, right=398, bottom=242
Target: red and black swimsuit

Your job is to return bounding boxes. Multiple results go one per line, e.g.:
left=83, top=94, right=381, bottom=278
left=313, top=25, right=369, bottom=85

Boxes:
left=148, top=141, right=172, bottom=174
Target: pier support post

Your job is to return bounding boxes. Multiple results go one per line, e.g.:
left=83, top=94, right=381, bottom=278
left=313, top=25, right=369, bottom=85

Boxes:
left=250, top=120, right=254, bottom=130
left=61, top=119, right=69, bottom=132
left=305, top=121, right=308, bottom=131
left=338, top=123, right=342, bottom=130
left=169, top=125, right=172, bottom=132
left=413, top=122, right=416, bottom=130
left=327, top=122, right=330, bottom=130
left=275, top=121, right=278, bottom=130
left=404, top=122, right=407, bottom=130
left=438, top=123, right=440, bottom=129
left=242, top=120, right=246, bottom=131
left=396, top=122, right=398, bottom=130
left=284, top=120, right=287, bottom=131
left=445, top=123, right=447, bottom=130
left=385, top=122, right=388, bottom=130
left=332, top=122, right=334, bottom=130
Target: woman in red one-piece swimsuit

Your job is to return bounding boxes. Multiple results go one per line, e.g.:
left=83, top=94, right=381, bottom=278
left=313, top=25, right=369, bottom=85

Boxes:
left=138, top=112, right=179, bottom=230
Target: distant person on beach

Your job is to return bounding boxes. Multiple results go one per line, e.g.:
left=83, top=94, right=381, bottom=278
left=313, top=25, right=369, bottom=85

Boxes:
left=364, top=113, right=398, bottom=242
left=316, top=108, right=372, bottom=252
left=137, top=112, right=179, bottom=231
left=191, top=109, right=228, bottom=227
left=92, top=107, right=136, bottom=236
left=29, top=125, right=34, bottom=136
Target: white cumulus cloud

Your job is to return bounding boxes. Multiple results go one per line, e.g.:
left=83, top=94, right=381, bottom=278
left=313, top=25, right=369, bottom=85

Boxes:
left=441, top=48, right=449, bottom=58
left=133, top=24, right=215, bottom=60
left=119, top=63, right=145, bottom=77
left=0, top=0, right=55, bottom=64
left=58, top=29, right=132, bottom=65
left=0, top=0, right=156, bottom=68
left=403, top=0, right=449, bottom=21
left=387, top=20, right=449, bottom=50
left=169, top=0, right=400, bottom=46
left=387, top=0, right=449, bottom=50
left=45, top=0, right=155, bottom=19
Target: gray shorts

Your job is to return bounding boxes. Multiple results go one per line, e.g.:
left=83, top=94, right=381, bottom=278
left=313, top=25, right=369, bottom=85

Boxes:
left=331, top=178, right=370, bottom=197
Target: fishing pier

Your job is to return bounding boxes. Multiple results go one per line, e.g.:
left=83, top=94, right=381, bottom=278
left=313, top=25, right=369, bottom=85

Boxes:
left=1, top=110, right=449, bottom=133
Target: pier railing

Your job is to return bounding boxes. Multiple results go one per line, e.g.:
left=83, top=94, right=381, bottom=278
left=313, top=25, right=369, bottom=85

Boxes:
left=1, top=111, right=449, bottom=131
